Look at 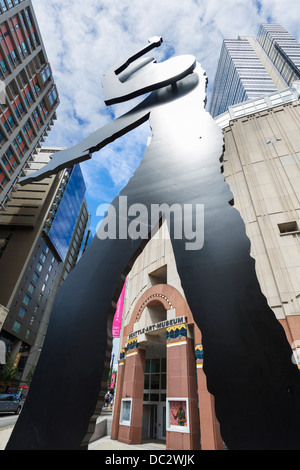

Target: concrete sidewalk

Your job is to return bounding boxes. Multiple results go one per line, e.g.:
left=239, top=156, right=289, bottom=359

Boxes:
left=0, top=408, right=166, bottom=451
left=90, top=435, right=166, bottom=451
left=0, top=426, right=13, bottom=450
left=89, top=407, right=166, bottom=451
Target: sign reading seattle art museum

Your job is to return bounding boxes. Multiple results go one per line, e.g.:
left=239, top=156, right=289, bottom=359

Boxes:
left=128, top=316, right=186, bottom=340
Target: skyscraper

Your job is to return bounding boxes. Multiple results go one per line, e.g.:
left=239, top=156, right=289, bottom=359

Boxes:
left=0, top=0, right=59, bottom=208
left=209, top=24, right=300, bottom=117
left=0, top=148, right=91, bottom=390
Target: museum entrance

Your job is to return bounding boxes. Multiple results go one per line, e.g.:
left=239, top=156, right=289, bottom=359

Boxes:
left=142, top=344, right=167, bottom=442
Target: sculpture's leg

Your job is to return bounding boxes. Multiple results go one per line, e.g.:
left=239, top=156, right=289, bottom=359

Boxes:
left=170, top=200, right=300, bottom=450
left=5, top=213, right=149, bottom=450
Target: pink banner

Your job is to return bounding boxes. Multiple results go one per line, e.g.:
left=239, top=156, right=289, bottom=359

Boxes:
left=110, top=373, right=116, bottom=389
left=112, top=280, right=126, bottom=338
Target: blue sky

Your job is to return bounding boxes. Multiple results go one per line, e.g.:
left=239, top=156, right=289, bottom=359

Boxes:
left=30, top=0, right=300, bottom=236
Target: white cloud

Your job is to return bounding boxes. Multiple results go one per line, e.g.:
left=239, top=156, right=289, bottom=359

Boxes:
left=31, top=0, right=300, bottom=213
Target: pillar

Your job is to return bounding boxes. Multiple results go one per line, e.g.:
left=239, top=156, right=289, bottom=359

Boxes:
left=117, top=345, right=146, bottom=445
left=166, top=323, right=200, bottom=450
left=195, top=344, right=224, bottom=450
left=111, top=349, right=126, bottom=440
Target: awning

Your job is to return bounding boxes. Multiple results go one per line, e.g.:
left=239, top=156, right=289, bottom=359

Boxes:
left=0, top=340, right=6, bottom=364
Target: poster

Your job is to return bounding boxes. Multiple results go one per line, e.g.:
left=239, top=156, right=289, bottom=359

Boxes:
left=169, top=400, right=187, bottom=427
left=167, top=399, right=189, bottom=433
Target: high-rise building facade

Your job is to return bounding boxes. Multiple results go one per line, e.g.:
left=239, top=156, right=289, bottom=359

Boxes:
left=0, top=148, right=91, bottom=389
left=0, top=0, right=59, bottom=208
left=209, top=24, right=300, bottom=117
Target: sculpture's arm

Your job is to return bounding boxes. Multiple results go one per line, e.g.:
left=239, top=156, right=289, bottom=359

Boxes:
left=18, top=105, right=151, bottom=185
left=18, top=43, right=196, bottom=186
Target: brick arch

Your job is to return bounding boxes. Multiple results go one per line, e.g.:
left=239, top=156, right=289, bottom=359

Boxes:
left=122, top=283, right=195, bottom=347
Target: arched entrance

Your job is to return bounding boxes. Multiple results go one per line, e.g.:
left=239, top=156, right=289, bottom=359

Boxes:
left=111, top=284, right=204, bottom=450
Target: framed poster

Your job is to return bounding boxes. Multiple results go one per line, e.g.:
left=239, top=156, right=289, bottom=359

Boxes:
left=119, top=398, right=132, bottom=426
left=167, top=398, right=189, bottom=433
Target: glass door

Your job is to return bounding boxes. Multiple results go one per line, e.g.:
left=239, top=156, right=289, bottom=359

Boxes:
left=157, top=404, right=166, bottom=440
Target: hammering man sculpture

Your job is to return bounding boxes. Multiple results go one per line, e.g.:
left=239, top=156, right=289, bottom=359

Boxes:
left=7, top=37, right=300, bottom=450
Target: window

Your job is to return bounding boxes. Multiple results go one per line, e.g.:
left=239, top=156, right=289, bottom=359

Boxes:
left=32, top=272, right=39, bottom=283
left=18, top=307, right=26, bottom=319
left=278, top=221, right=299, bottom=234
left=0, top=1, right=7, bottom=12
left=40, top=64, right=51, bottom=84
left=12, top=321, right=21, bottom=334
left=23, top=294, right=31, bottom=306
left=144, top=357, right=166, bottom=398
left=0, top=59, right=7, bottom=74
left=48, top=86, right=58, bottom=107
left=28, top=283, right=35, bottom=294
left=40, top=252, right=46, bottom=263
left=36, top=262, right=43, bottom=272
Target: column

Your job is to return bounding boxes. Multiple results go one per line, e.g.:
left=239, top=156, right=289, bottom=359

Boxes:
left=195, top=343, right=224, bottom=450
left=166, top=323, right=200, bottom=450
left=117, top=345, right=146, bottom=445
left=111, top=349, right=126, bottom=440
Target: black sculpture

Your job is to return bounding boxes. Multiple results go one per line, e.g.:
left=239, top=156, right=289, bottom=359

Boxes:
left=6, top=37, right=300, bottom=450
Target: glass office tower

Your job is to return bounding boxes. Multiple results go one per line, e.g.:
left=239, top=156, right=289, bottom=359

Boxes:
left=209, top=24, right=300, bottom=117
left=46, top=164, right=86, bottom=262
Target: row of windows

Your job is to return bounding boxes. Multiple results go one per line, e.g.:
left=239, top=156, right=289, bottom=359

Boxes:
left=10, top=241, right=58, bottom=341
left=0, top=9, right=38, bottom=77
left=0, top=96, right=52, bottom=184
left=0, top=100, right=43, bottom=148
left=0, top=0, right=24, bottom=13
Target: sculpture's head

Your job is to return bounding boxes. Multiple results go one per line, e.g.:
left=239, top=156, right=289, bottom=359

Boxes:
left=101, top=36, right=196, bottom=105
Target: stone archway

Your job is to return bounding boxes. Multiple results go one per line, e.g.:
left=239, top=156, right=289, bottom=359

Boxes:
left=122, top=283, right=195, bottom=348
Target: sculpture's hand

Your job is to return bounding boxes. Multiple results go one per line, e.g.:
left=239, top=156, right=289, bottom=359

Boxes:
left=19, top=146, right=91, bottom=185
left=102, top=35, right=196, bottom=105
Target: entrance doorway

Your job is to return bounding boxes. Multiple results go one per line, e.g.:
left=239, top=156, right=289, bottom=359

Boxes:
left=149, top=403, right=166, bottom=440
left=142, top=345, right=166, bottom=442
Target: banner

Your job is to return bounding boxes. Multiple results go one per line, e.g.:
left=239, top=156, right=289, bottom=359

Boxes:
left=110, top=373, right=116, bottom=390
left=112, top=279, right=126, bottom=338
